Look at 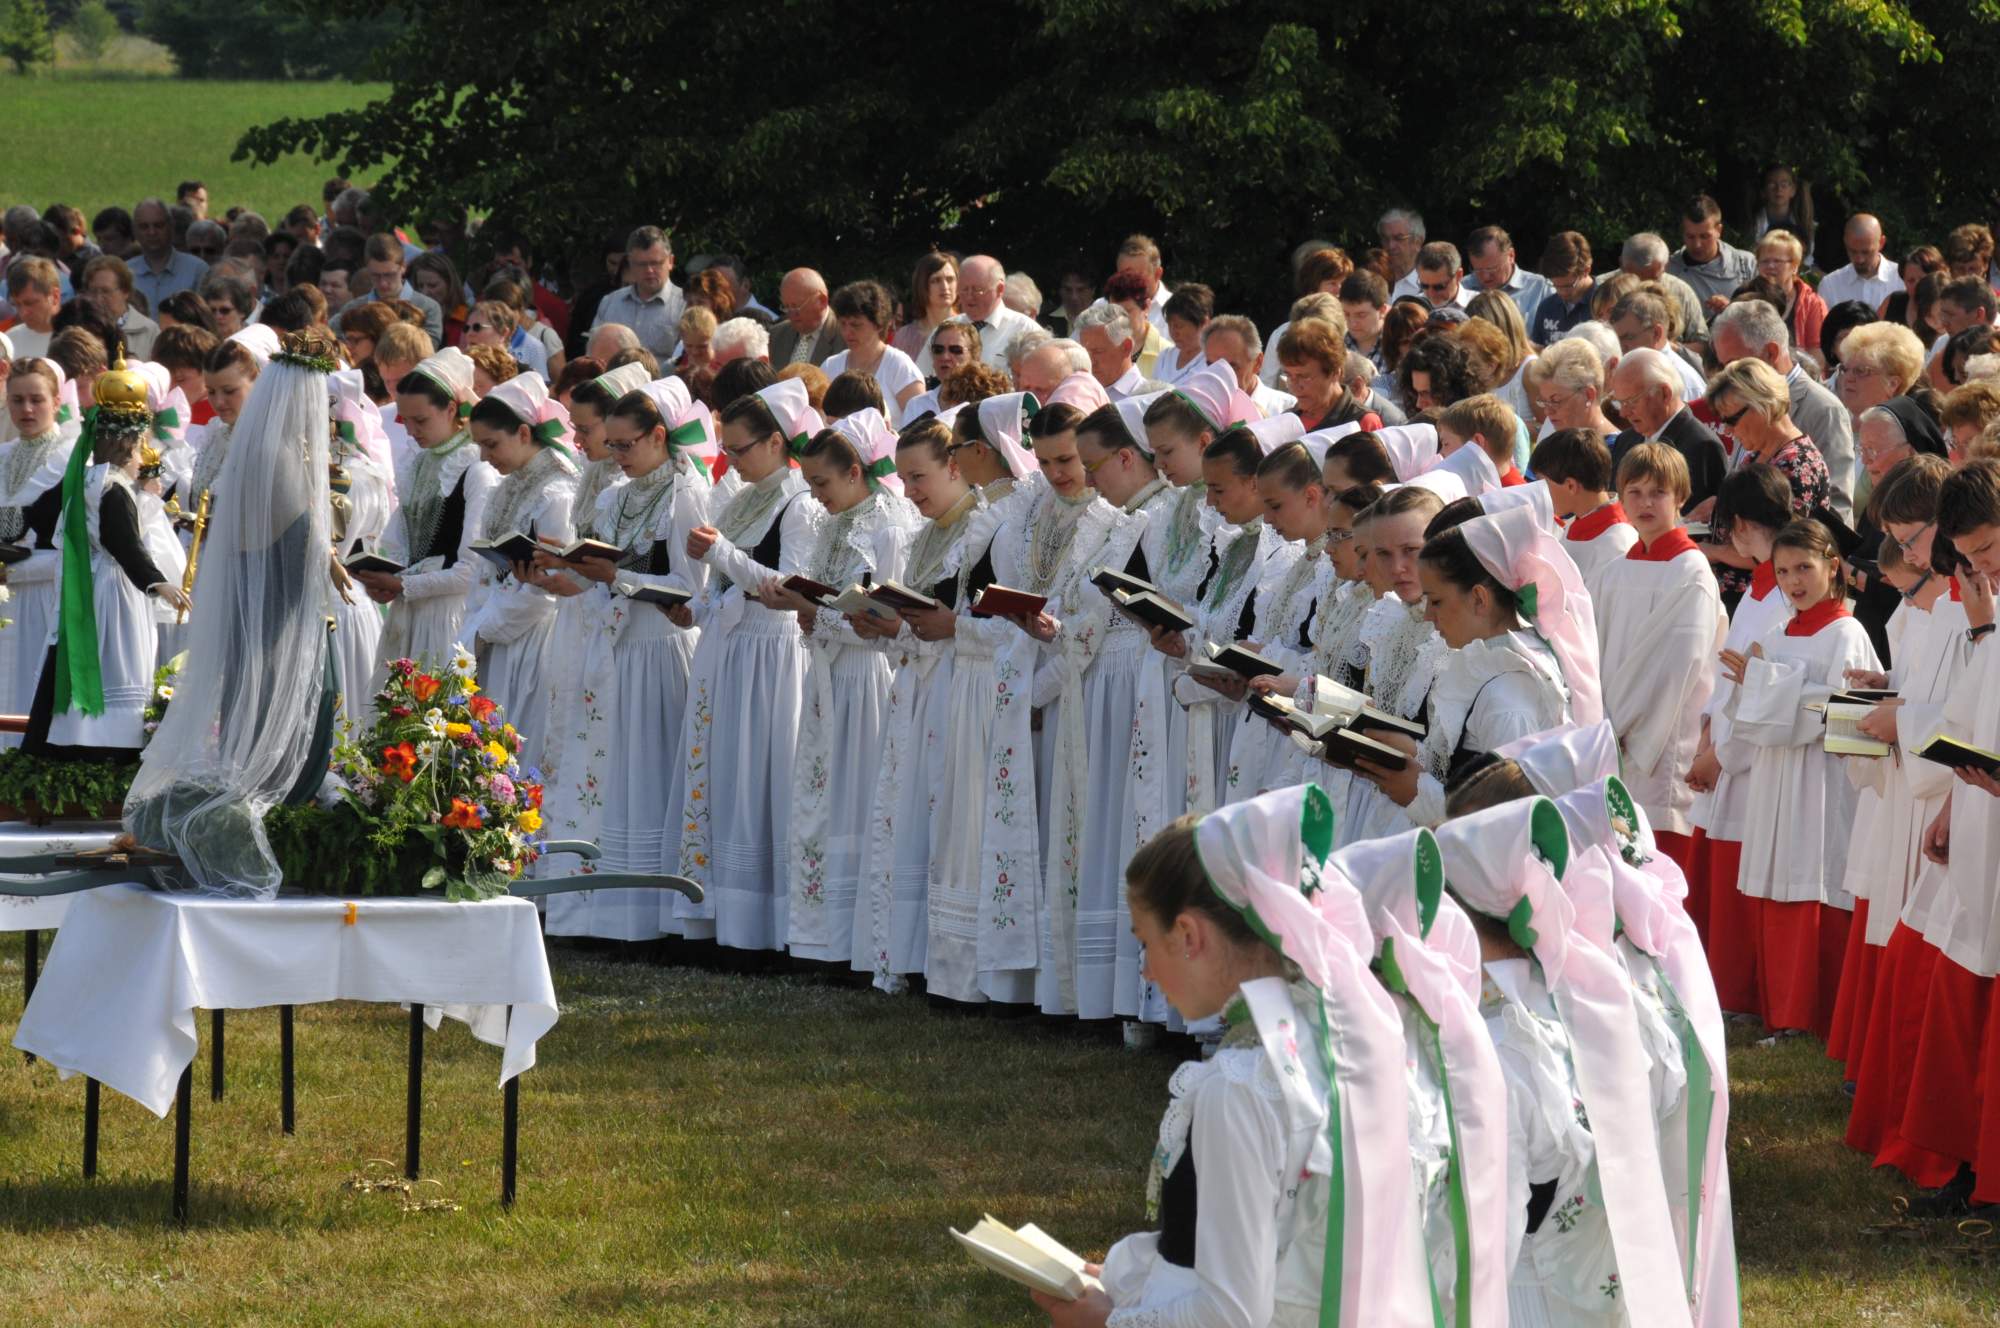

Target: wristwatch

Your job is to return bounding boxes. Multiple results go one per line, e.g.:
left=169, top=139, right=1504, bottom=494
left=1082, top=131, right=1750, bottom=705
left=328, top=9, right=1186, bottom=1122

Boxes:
left=1970, top=623, right=1996, bottom=645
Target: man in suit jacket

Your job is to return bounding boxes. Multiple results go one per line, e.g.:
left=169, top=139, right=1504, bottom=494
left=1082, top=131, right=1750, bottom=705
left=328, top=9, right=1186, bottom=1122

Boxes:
left=768, top=268, right=843, bottom=367
left=1608, top=348, right=1728, bottom=510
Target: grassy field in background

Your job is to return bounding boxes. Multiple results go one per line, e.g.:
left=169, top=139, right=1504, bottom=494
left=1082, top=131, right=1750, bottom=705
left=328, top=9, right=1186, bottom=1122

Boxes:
left=0, top=66, right=388, bottom=223
left=0, top=932, right=1995, bottom=1325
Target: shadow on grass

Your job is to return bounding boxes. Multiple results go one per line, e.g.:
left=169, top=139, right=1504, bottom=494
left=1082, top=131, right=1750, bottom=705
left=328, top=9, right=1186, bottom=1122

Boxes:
left=0, top=1177, right=280, bottom=1231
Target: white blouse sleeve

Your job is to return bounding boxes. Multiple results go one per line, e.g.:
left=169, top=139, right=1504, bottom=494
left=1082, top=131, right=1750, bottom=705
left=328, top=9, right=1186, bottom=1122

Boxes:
left=704, top=492, right=815, bottom=591
left=403, top=463, right=497, bottom=602
left=1106, top=1069, right=1287, bottom=1328
left=471, top=478, right=575, bottom=646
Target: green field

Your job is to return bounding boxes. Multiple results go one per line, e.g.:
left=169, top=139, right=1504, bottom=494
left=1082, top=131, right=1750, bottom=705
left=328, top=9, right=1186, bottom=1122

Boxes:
left=0, top=70, right=388, bottom=224
left=0, top=934, right=1996, bottom=1326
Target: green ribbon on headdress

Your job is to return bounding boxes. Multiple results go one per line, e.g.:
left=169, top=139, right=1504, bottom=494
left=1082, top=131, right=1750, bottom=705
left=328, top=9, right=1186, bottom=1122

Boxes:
left=55, top=403, right=73, bottom=425
left=1514, top=580, right=1538, bottom=626
left=862, top=454, right=898, bottom=490
left=785, top=431, right=812, bottom=459
left=335, top=419, right=358, bottom=446
left=530, top=418, right=576, bottom=460
left=666, top=419, right=707, bottom=455
left=52, top=414, right=106, bottom=718
left=150, top=406, right=182, bottom=441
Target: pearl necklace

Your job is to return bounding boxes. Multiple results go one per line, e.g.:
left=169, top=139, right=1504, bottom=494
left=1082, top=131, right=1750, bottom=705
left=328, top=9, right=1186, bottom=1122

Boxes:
left=1026, top=488, right=1094, bottom=594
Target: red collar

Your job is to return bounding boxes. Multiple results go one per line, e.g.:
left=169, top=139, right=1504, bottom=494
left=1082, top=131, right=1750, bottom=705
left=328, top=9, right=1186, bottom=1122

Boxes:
left=1567, top=501, right=1628, bottom=542
left=1626, top=527, right=1697, bottom=562
left=1951, top=576, right=1963, bottom=602
left=1784, top=597, right=1852, bottom=636
left=1498, top=466, right=1527, bottom=487
left=1750, top=560, right=1778, bottom=600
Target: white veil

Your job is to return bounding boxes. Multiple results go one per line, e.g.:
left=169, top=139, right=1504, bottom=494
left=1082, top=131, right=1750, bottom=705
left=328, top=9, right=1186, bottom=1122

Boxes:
left=123, top=333, right=336, bottom=896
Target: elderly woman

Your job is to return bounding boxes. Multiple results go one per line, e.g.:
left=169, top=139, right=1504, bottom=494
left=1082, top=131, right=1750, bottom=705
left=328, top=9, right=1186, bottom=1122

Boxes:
left=1533, top=336, right=1620, bottom=437
left=1703, top=357, right=1832, bottom=598
left=1754, top=230, right=1827, bottom=353
left=1836, top=321, right=1925, bottom=425
left=1850, top=398, right=1948, bottom=658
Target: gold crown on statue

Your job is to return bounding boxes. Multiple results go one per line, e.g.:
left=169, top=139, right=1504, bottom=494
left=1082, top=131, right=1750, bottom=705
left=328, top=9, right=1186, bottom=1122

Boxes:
left=93, top=358, right=151, bottom=419
left=139, top=442, right=164, bottom=473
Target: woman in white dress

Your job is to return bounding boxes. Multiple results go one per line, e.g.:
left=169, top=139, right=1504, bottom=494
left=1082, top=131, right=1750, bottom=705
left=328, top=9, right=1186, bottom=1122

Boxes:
left=927, top=391, right=1042, bottom=1004
left=853, top=417, right=979, bottom=992
left=1037, top=784, right=1433, bottom=1327
left=354, top=348, right=497, bottom=681
left=1718, top=517, right=1879, bottom=1037
left=0, top=359, right=75, bottom=745
left=327, top=370, right=396, bottom=725
left=676, top=380, right=816, bottom=949
left=535, top=383, right=711, bottom=939
left=27, top=363, right=190, bottom=757
left=822, top=281, right=924, bottom=426
left=761, top=414, right=917, bottom=966
left=461, top=373, right=579, bottom=759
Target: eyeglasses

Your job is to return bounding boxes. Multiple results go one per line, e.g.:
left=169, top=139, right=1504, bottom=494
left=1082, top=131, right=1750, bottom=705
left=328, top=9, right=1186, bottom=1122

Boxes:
left=1327, top=529, right=1355, bottom=544
left=1844, top=364, right=1882, bottom=381
left=1080, top=451, right=1118, bottom=475
left=723, top=436, right=777, bottom=459
left=466, top=322, right=492, bottom=333
left=1892, top=521, right=1935, bottom=557
left=1715, top=404, right=1752, bottom=430
left=931, top=343, right=969, bottom=357
left=604, top=438, right=642, bottom=454
left=1419, top=279, right=1452, bottom=294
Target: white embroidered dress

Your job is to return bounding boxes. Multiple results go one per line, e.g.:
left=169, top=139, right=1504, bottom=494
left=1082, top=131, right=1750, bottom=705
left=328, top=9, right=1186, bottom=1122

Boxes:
left=374, top=433, right=497, bottom=684
left=0, top=429, right=69, bottom=746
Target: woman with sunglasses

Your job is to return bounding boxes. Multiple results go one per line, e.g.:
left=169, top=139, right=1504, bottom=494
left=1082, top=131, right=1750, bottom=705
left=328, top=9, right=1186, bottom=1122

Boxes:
left=1702, top=358, right=1830, bottom=601
left=899, top=317, right=982, bottom=422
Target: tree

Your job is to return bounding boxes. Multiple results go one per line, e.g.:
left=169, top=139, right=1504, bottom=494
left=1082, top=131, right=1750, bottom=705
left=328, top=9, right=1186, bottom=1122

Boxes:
left=65, top=0, right=115, bottom=63
left=237, top=0, right=1989, bottom=314
left=139, top=0, right=399, bottom=79
left=0, top=0, right=55, bottom=74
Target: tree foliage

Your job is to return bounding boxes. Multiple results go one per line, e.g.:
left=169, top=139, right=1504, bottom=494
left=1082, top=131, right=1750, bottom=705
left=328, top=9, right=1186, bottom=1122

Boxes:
left=139, top=0, right=399, bottom=79
left=64, top=0, right=115, bottom=63
left=239, top=0, right=1997, bottom=312
left=0, top=0, right=55, bottom=74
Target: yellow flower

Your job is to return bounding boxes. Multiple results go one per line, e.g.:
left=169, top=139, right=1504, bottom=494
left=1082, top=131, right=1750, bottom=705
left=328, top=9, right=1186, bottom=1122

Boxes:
left=461, top=677, right=478, bottom=697
left=444, top=723, right=472, bottom=739
left=693, top=852, right=708, bottom=867
left=517, top=808, right=543, bottom=833
left=689, top=746, right=701, bottom=758
left=485, top=740, right=509, bottom=765
left=690, top=788, right=703, bottom=801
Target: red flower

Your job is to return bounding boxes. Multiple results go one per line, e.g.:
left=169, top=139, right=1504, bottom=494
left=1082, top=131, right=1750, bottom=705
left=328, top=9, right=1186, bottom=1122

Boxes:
left=411, top=673, right=442, bottom=703
left=379, top=742, right=418, bottom=782
left=469, top=695, right=499, bottom=722
left=523, top=783, right=543, bottom=809
left=442, top=798, right=484, bottom=829
left=389, top=705, right=412, bottom=719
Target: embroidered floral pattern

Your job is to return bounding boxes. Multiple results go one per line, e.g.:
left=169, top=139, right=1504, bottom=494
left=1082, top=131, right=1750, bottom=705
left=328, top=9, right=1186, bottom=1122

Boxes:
left=678, top=678, right=715, bottom=876
left=1552, top=1194, right=1587, bottom=1234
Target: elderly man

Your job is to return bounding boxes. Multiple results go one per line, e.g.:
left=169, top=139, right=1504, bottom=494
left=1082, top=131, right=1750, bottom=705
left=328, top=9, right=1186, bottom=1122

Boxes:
left=1463, top=226, right=1553, bottom=327
left=331, top=232, right=445, bottom=341
left=1667, top=194, right=1758, bottom=315
left=1610, top=232, right=1708, bottom=340
left=586, top=322, right=643, bottom=367
left=591, top=225, right=687, bottom=363
left=957, top=255, right=1038, bottom=370
left=1014, top=337, right=1081, bottom=401
left=185, top=219, right=229, bottom=268
left=1113, top=234, right=1169, bottom=336
left=1609, top=287, right=1706, bottom=400
left=1818, top=214, right=1897, bottom=313
left=712, top=316, right=770, bottom=369
left=1380, top=208, right=1427, bottom=298
left=126, top=198, right=208, bottom=312
left=1076, top=304, right=1167, bottom=399
left=1608, top=348, right=1728, bottom=509
left=769, top=268, right=840, bottom=366
left=1709, top=299, right=1856, bottom=520
left=1411, top=242, right=1471, bottom=311
left=1202, top=314, right=1294, bottom=416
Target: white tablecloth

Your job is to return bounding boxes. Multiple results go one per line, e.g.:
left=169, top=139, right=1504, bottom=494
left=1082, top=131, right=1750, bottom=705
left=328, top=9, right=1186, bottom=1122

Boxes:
left=0, top=824, right=124, bottom=932
left=13, top=885, right=557, bottom=1116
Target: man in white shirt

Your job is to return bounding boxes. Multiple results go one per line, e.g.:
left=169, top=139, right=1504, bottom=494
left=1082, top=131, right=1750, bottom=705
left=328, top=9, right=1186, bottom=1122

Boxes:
left=1201, top=315, right=1295, bottom=416
left=1610, top=287, right=1705, bottom=400
left=1381, top=208, right=1427, bottom=300
left=1113, top=233, right=1171, bottom=337
left=1410, top=242, right=1473, bottom=312
left=1463, top=225, right=1553, bottom=328
left=1077, top=304, right=1167, bottom=400
left=590, top=225, right=688, bottom=364
left=1817, top=214, right=1899, bottom=314
left=957, top=255, right=1037, bottom=370
left=1709, top=300, right=1857, bottom=520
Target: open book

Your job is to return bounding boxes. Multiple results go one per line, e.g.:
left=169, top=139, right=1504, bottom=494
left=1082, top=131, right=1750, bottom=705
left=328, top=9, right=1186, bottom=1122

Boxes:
left=868, top=579, right=943, bottom=615
left=1091, top=566, right=1195, bottom=635
left=0, top=543, right=32, bottom=566
left=1916, top=733, right=2000, bottom=778
left=828, top=583, right=900, bottom=622
left=554, top=536, right=623, bottom=563
left=781, top=573, right=842, bottom=607
left=1822, top=701, right=1891, bottom=758
left=970, top=584, right=1047, bottom=620
left=621, top=582, right=691, bottom=609
left=342, top=550, right=404, bottom=576
left=1188, top=641, right=1284, bottom=682
left=470, top=530, right=541, bottom=573
left=950, top=1215, right=1102, bottom=1302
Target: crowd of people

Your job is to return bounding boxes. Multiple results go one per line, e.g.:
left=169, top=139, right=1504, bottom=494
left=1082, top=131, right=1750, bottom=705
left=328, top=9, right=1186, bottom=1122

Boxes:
left=6, top=169, right=2000, bottom=1327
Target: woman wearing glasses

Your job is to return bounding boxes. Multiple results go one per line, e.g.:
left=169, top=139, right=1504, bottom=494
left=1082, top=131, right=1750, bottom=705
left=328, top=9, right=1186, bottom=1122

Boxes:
left=1846, top=398, right=1949, bottom=660
left=1702, top=358, right=1831, bottom=602
left=900, top=317, right=981, bottom=421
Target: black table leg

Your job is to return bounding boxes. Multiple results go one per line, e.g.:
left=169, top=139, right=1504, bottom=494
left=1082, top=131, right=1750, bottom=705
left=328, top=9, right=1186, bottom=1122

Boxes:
left=82, top=1078, right=99, bottom=1179
left=280, top=1005, right=295, bottom=1135
left=22, top=929, right=37, bottom=1064
left=501, top=1005, right=517, bottom=1207
left=172, top=1063, right=192, bottom=1225
left=405, top=1004, right=424, bottom=1180
left=209, top=1009, right=224, bottom=1103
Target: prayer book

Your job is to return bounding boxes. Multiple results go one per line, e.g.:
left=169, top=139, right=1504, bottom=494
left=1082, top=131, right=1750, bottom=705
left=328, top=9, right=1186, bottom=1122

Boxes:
left=867, top=579, right=943, bottom=614
left=1089, top=565, right=1155, bottom=599
left=1259, top=681, right=1422, bottom=771
left=1821, top=702, right=1891, bottom=758
left=622, top=583, right=691, bottom=609
left=1302, top=673, right=1426, bottom=740
left=1110, top=588, right=1195, bottom=635
left=781, top=574, right=842, bottom=606
left=1916, top=733, right=2000, bottom=778
left=1829, top=688, right=1897, bottom=705
left=949, top=1215, right=1101, bottom=1302
left=342, top=550, right=405, bottom=576
left=970, top=584, right=1048, bottom=619
left=1192, top=641, right=1284, bottom=680
left=829, top=583, right=900, bottom=622
left=470, top=530, right=541, bottom=573
left=556, top=537, right=623, bottom=563
left=0, top=543, right=31, bottom=565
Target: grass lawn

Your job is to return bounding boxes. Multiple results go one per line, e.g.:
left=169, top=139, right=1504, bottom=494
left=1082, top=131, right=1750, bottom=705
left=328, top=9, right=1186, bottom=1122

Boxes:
left=0, top=70, right=388, bottom=224
left=0, top=932, right=1994, bottom=1326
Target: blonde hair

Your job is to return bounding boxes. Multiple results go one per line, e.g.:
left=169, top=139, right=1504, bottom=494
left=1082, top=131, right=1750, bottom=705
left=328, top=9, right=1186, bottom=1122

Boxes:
left=1840, top=321, right=1926, bottom=396
left=466, top=343, right=518, bottom=388
left=375, top=322, right=433, bottom=366
left=1467, top=289, right=1532, bottom=368
left=1615, top=440, right=1691, bottom=506
left=1705, top=356, right=1791, bottom=423
left=1536, top=336, right=1604, bottom=395
left=1756, top=229, right=1805, bottom=265
left=470, top=299, right=518, bottom=338
left=679, top=304, right=718, bottom=341
left=1440, top=393, right=1519, bottom=459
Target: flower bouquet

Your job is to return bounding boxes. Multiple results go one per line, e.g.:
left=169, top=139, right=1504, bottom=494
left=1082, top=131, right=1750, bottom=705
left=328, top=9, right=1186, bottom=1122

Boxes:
left=264, top=647, right=544, bottom=901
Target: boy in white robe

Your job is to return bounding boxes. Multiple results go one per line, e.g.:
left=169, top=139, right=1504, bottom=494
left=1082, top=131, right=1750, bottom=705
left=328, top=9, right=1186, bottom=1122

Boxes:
left=1530, top=427, right=1637, bottom=589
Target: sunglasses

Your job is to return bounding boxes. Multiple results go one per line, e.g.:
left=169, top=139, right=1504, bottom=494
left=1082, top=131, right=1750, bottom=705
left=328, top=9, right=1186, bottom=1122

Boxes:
left=467, top=322, right=493, bottom=332
left=1420, top=280, right=1452, bottom=293
left=1715, top=404, right=1752, bottom=429
left=931, top=344, right=968, bottom=357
